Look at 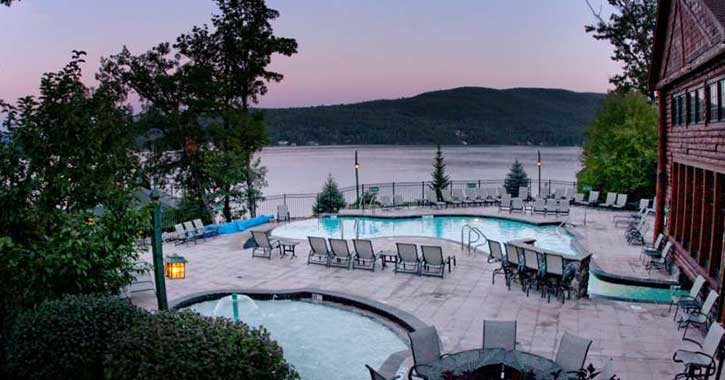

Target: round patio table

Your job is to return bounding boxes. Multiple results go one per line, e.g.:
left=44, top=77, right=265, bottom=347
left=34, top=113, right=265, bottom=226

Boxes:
left=416, top=348, right=575, bottom=380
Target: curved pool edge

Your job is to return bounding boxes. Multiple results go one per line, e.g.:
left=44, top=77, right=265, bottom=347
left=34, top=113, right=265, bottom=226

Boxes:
left=590, top=261, right=678, bottom=289
left=334, top=211, right=564, bottom=227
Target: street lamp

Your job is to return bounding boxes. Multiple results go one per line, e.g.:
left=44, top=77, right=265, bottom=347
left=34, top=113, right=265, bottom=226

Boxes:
left=536, top=150, right=542, bottom=198
left=150, top=181, right=168, bottom=311
left=355, top=150, right=360, bottom=206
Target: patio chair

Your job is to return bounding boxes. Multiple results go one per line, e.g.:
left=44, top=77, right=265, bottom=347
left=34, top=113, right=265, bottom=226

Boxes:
left=174, top=223, right=191, bottom=245
left=678, top=290, right=719, bottom=339
left=641, top=233, right=665, bottom=263
left=379, top=195, right=393, bottom=209
left=544, top=199, right=558, bottom=216
left=564, top=187, right=575, bottom=201
left=497, top=187, right=508, bottom=198
left=488, top=240, right=510, bottom=287
left=554, top=332, right=593, bottom=376
left=395, top=242, right=420, bottom=275
left=193, top=218, right=219, bottom=238
left=328, top=238, right=353, bottom=269
left=407, top=326, right=448, bottom=380
left=453, top=188, right=475, bottom=207
left=510, top=197, right=524, bottom=214
left=518, top=186, right=529, bottom=200
left=183, top=221, right=205, bottom=242
left=393, top=194, right=404, bottom=207
left=638, top=198, right=650, bottom=210
left=277, top=204, right=290, bottom=222
left=464, top=188, right=481, bottom=206
left=421, top=245, right=448, bottom=278
left=601, top=192, right=617, bottom=207
left=671, top=275, right=706, bottom=320
left=626, top=218, right=649, bottom=246
left=613, top=206, right=649, bottom=226
left=613, top=193, right=628, bottom=209
left=544, top=253, right=567, bottom=303
left=504, top=243, right=523, bottom=289
left=553, top=188, right=565, bottom=199
left=365, top=365, right=398, bottom=380
left=673, top=322, right=725, bottom=380
left=646, top=240, right=672, bottom=274
left=476, top=188, right=488, bottom=204
left=352, top=239, right=377, bottom=271
left=251, top=230, right=279, bottom=259
left=307, top=236, right=330, bottom=266
left=499, top=195, right=512, bottom=212
left=425, top=189, right=445, bottom=209
left=442, top=191, right=463, bottom=208
left=586, top=190, right=600, bottom=206
left=482, top=320, right=517, bottom=350
left=573, top=193, right=585, bottom=205
left=522, top=248, right=544, bottom=296
left=532, top=198, right=546, bottom=215
left=557, top=200, right=570, bottom=216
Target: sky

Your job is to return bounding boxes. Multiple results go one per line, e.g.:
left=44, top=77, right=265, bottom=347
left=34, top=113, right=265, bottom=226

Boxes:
left=0, top=0, right=619, bottom=109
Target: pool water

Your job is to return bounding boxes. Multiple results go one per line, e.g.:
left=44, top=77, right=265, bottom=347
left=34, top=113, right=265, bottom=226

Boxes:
left=588, top=275, right=686, bottom=303
left=188, top=297, right=407, bottom=380
left=272, top=215, right=577, bottom=255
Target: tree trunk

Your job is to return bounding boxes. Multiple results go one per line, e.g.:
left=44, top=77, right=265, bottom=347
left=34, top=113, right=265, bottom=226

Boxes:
left=223, top=194, right=232, bottom=223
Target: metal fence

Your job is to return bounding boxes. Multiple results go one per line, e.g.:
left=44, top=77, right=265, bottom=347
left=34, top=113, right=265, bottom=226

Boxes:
left=256, top=178, right=577, bottom=219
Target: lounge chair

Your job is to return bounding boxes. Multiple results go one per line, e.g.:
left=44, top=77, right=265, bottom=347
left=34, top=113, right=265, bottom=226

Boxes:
left=678, top=290, right=719, bottom=339
left=553, top=188, right=565, bottom=199
left=488, top=240, right=510, bottom=286
left=379, top=195, right=393, bottom=209
left=673, top=323, right=725, bottom=380
left=393, top=194, right=404, bottom=207
left=510, top=197, right=524, bottom=214
left=573, top=193, right=585, bottom=205
left=627, top=219, right=650, bottom=246
left=557, top=200, right=570, bottom=216
left=499, top=195, right=512, bottom=212
left=586, top=190, right=600, bottom=206
left=352, top=239, right=377, bottom=271
left=554, top=332, right=593, bottom=377
left=564, top=187, right=575, bottom=201
left=307, top=236, right=330, bottom=266
left=613, top=193, right=628, bottom=209
left=250, top=230, right=279, bottom=259
left=395, top=242, right=420, bottom=275
left=174, top=223, right=191, bottom=245
left=482, top=320, right=516, bottom=350
left=452, top=189, right=474, bottom=207
left=193, top=218, right=219, bottom=238
left=441, top=191, right=463, bottom=208
left=183, top=221, right=205, bottom=242
left=641, top=233, right=665, bottom=263
left=532, top=198, right=546, bottom=215
left=518, top=186, right=529, bottom=200
left=476, top=188, right=488, bottom=204
left=601, top=192, right=617, bottom=207
left=328, top=238, right=353, bottom=269
left=407, top=326, right=448, bottom=380
left=277, top=204, right=290, bottom=222
left=464, top=188, right=480, bottom=205
left=638, top=198, right=650, bottom=210
left=646, top=240, right=672, bottom=273
left=425, top=190, right=446, bottom=209
left=544, top=199, right=558, bottom=216
left=613, top=206, right=649, bottom=226
left=497, top=187, right=508, bottom=198
left=670, top=275, right=706, bottom=320
left=421, top=245, right=448, bottom=278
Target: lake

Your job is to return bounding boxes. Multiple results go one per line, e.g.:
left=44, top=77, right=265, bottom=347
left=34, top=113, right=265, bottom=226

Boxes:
left=257, top=145, right=582, bottom=196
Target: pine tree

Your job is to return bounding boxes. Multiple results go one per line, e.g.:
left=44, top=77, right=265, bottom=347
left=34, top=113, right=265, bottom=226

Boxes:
left=430, top=145, right=450, bottom=201
left=313, top=174, right=346, bottom=214
left=504, top=160, right=529, bottom=197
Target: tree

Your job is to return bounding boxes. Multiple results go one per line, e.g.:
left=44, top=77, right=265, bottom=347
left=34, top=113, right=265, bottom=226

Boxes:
left=312, top=175, right=346, bottom=214
left=0, top=52, right=145, bottom=313
left=430, top=145, right=450, bottom=201
left=585, top=0, right=657, bottom=99
left=504, top=160, right=529, bottom=197
left=1, top=0, right=18, bottom=6
left=577, top=91, right=658, bottom=199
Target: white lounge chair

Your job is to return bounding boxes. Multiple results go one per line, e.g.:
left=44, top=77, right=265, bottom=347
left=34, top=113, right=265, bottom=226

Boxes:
left=251, top=230, right=279, bottom=259
left=393, top=194, right=404, bottom=207
left=532, top=198, right=546, bottom=215
left=558, top=200, right=570, bottom=215
left=613, top=193, right=628, bottom=209
left=518, top=186, right=529, bottom=200
left=328, top=238, right=353, bottom=269
left=425, top=190, right=446, bottom=209
left=573, top=193, right=585, bottom=205
left=586, top=190, right=600, bottom=205
left=601, top=192, right=617, bottom=207
left=499, top=195, right=512, bottom=212
left=544, top=199, right=558, bottom=215
left=277, top=204, right=290, bottom=222
left=379, top=195, right=393, bottom=208
left=511, top=198, right=524, bottom=214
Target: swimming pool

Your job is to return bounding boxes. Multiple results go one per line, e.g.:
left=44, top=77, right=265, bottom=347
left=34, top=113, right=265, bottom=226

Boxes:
left=272, top=215, right=577, bottom=255
left=188, top=296, right=407, bottom=380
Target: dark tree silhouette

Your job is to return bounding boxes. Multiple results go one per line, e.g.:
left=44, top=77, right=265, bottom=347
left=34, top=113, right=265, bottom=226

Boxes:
left=430, top=145, right=450, bottom=201
left=313, top=174, right=346, bottom=214
left=504, top=160, right=529, bottom=197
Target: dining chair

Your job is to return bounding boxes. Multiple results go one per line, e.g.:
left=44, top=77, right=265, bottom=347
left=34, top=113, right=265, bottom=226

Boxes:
left=554, top=332, right=593, bottom=375
left=482, top=320, right=516, bottom=351
left=408, top=326, right=448, bottom=380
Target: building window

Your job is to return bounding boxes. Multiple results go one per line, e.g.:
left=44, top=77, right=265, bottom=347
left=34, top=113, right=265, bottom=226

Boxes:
left=678, top=95, right=685, bottom=125
left=688, top=91, right=695, bottom=125
left=720, top=79, right=725, bottom=121
left=672, top=96, right=678, bottom=126
left=709, top=83, right=719, bottom=122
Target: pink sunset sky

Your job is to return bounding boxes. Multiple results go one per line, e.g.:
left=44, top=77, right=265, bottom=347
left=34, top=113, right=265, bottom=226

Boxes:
left=0, top=0, right=619, bottom=109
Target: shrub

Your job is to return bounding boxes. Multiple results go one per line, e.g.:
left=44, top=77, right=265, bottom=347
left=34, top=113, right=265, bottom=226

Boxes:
left=312, top=174, right=346, bottom=214
left=104, top=310, right=299, bottom=380
left=4, top=294, right=145, bottom=380
left=504, top=160, right=529, bottom=197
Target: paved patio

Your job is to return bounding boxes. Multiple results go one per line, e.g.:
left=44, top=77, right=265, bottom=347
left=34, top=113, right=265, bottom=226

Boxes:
left=131, top=206, right=691, bottom=380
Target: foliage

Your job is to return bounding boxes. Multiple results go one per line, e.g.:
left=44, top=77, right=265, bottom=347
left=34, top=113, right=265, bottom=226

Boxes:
left=262, top=87, right=605, bottom=146
left=0, top=52, right=144, bottom=314
left=4, top=295, right=145, bottom=380
left=504, top=160, right=530, bottom=197
left=100, top=0, right=297, bottom=220
left=577, top=91, right=657, bottom=200
left=313, top=174, right=346, bottom=214
left=3, top=295, right=299, bottom=380
left=430, top=145, right=450, bottom=201
left=1, top=0, right=18, bottom=6
left=585, top=0, right=657, bottom=99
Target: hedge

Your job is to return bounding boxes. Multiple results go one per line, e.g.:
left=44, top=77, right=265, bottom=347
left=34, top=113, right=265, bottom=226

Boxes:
left=3, top=295, right=299, bottom=380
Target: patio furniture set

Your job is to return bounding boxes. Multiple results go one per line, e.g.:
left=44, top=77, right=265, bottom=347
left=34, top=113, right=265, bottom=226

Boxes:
left=173, top=219, right=219, bottom=245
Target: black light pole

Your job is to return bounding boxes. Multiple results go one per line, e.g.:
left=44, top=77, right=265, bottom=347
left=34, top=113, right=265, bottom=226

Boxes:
left=536, top=150, right=542, bottom=198
left=354, top=150, right=360, bottom=206
left=150, top=180, right=168, bottom=311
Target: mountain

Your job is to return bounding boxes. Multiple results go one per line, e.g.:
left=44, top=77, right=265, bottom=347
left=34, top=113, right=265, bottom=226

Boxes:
left=260, top=87, right=605, bottom=146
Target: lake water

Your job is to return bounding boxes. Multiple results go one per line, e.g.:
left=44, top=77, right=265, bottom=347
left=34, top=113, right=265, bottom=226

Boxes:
left=257, top=145, right=581, bottom=196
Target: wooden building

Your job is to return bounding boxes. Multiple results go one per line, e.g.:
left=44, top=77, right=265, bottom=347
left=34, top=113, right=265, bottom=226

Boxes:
left=650, top=0, right=725, bottom=317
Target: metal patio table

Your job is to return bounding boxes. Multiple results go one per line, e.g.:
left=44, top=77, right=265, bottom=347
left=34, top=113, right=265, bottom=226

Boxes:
left=416, top=348, right=576, bottom=380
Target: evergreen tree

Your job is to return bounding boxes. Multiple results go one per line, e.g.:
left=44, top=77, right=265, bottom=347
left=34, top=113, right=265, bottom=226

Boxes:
left=504, top=160, right=529, bottom=197
left=313, top=174, right=346, bottom=214
left=430, top=145, right=450, bottom=201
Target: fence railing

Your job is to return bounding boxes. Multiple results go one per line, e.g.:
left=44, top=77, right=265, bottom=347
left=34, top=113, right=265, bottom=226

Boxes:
left=255, top=178, right=577, bottom=219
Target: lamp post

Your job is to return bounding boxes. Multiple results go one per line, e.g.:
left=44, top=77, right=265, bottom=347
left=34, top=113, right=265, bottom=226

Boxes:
left=355, top=150, right=360, bottom=206
left=536, top=150, right=542, bottom=198
left=150, top=182, right=168, bottom=311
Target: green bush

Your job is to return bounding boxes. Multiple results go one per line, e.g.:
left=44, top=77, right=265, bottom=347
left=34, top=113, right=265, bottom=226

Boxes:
left=313, top=174, right=346, bottom=214
left=105, top=310, right=299, bottom=380
left=4, top=294, right=145, bottom=380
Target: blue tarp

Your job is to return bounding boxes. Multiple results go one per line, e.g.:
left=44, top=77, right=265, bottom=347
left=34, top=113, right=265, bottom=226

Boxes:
left=216, top=215, right=273, bottom=235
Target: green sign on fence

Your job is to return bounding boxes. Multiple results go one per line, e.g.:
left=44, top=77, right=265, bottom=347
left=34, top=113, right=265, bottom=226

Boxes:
left=368, top=186, right=380, bottom=193
left=467, top=183, right=477, bottom=189
left=583, top=185, right=592, bottom=192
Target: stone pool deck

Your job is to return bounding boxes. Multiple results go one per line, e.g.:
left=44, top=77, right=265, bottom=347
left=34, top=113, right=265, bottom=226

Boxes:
left=131, top=206, right=688, bottom=380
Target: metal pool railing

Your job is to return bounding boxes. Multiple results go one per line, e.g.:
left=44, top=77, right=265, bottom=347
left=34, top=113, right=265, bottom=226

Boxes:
left=254, top=178, right=577, bottom=219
